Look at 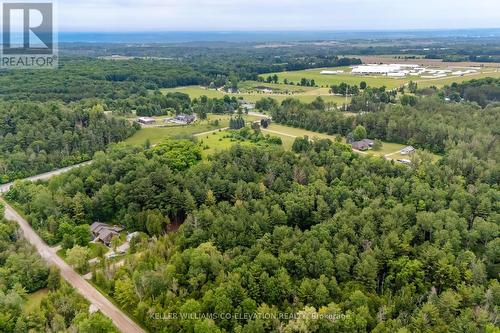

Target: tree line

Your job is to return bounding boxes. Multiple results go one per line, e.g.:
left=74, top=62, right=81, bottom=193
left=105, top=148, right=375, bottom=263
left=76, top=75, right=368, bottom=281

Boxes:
left=0, top=101, right=137, bottom=183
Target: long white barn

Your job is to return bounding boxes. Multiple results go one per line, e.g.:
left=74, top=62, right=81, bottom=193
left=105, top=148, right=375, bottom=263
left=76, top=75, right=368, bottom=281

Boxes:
left=351, top=64, right=419, bottom=75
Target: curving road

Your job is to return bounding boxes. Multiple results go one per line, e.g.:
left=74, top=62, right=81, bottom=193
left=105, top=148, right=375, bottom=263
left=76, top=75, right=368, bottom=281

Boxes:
left=0, top=164, right=146, bottom=333
left=0, top=161, right=92, bottom=193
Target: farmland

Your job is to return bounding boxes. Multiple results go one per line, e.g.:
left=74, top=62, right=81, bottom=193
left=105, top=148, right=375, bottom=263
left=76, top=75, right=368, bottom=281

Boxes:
left=162, top=83, right=349, bottom=104
left=261, top=65, right=500, bottom=89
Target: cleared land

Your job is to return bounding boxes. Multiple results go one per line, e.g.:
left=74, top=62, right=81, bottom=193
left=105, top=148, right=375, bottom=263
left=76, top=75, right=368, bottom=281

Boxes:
left=357, top=55, right=500, bottom=69
left=261, top=66, right=407, bottom=89
left=124, top=114, right=261, bottom=146
left=162, top=83, right=349, bottom=104
left=261, top=66, right=500, bottom=90
left=124, top=113, right=438, bottom=161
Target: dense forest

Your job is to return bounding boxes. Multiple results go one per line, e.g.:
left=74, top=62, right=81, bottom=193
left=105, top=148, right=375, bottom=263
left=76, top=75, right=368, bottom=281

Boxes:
left=0, top=101, right=137, bottom=183
left=441, top=78, right=500, bottom=107
left=0, top=204, right=117, bottom=332
left=271, top=87, right=500, bottom=165
left=7, top=99, right=499, bottom=332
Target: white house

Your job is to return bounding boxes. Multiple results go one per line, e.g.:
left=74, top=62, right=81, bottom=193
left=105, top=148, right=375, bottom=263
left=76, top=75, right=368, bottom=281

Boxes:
left=137, top=117, right=156, bottom=125
left=400, top=146, right=416, bottom=155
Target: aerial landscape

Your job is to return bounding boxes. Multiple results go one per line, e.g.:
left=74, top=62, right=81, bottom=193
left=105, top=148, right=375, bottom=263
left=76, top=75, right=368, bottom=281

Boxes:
left=0, top=1, right=499, bottom=332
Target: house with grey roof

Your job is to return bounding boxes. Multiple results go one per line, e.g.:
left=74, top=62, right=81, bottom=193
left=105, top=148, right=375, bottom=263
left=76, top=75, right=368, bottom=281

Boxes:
left=351, top=139, right=374, bottom=151
left=400, top=146, right=416, bottom=155
left=90, top=222, right=124, bottom=246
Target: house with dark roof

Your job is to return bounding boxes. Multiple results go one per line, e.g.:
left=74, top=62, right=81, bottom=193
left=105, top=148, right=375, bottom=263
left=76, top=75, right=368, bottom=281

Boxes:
left=90, top=222, right=124, bottom=246
left=351, top=139, right=374, bottom=151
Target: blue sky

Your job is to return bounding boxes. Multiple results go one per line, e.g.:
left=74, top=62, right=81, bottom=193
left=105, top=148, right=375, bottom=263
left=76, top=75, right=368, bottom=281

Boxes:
left=58, top=0, right=500, bottom=31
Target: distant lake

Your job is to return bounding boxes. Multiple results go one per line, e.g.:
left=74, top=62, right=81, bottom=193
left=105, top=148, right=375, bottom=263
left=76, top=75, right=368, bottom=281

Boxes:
left=58, top=29, right=500, bottom=43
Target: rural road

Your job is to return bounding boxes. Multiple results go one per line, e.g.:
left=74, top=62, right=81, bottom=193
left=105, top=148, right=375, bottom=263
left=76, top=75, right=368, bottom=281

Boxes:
left=0, top=165, right=146, bottom=333
left=0, top=161, right=92, bottom=193
left=194, top=127, right=229, bottom=137
left=262, top=128, right=298, bottom=138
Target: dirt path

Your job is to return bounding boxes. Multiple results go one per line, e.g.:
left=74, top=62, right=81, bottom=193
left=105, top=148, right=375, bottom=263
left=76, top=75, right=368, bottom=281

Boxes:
left=261, top=128, right=298, bottom=138
left=193, top=127, right=229, bottom=137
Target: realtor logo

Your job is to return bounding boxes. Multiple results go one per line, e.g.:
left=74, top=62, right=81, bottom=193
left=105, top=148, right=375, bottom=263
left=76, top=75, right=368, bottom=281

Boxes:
left=1, top=1, right=57, bottom=68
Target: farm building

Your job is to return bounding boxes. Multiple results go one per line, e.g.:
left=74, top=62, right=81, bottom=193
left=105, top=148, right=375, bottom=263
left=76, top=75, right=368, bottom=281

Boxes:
left=320, top=70, right=344, bottom=75
left=90, top=222, right=124, bottom=246
left=400, top=146, right=416, bottom=155
left=351, top=139, right=374, bottom=151
left=351, top=64, right=419, bottom=76
left=165, top=114, right=196, bottom=125
left=137, top=117, right=155, bottom=125
left=240, top=103, right=256, bottom=111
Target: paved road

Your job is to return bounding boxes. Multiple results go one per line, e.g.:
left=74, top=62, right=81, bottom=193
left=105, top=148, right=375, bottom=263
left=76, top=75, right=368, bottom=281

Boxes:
left=0, top=166, right=146, bottom=333
left=0, top=161, right=92, bottom=193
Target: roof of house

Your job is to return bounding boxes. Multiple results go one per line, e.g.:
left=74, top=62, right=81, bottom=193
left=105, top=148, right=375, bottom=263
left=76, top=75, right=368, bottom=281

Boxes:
left=351, top=139, right=374, bottom=150
left=90, top=222, right=108, bottom=233
left=91, top=222, right=124, bottom=239
left=97, top=229, right=117, bottom=242
left=400, top=146, right=416, bottom=154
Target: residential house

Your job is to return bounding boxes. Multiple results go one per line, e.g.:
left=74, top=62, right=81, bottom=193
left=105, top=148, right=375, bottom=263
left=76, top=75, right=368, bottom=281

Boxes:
left=137, top=117, right=156, bottom=125
left=90, top=222, right=124, bottom=246
left=400, top=146, right=416, bottom=155
left=165, top=114, right=196, bottom=125
left=351, top=139, right=374, bottom=151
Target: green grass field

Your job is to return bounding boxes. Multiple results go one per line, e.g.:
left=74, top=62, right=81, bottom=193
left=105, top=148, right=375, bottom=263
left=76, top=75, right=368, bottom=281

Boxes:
left=197, top=130, right=265, bottom=156
left=24, top=289, right=49, bottom=313
left=124, top=114, right=261, bottom=146
left=261, top=67, right=408, bottom=89
left=124, top=111, right=439, bottom=161
left=416, top=70, right=500, bottom=88
left=260, top=67, right=500, bottom=90
left=162, top=84, right=349, bottom=105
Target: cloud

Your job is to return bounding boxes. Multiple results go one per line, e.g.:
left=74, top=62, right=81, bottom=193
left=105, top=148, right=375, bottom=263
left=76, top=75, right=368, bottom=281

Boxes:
left=56, top=0, right=500, bottom=31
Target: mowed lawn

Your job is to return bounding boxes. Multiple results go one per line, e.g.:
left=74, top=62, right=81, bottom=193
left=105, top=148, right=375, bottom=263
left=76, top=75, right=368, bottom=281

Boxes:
left=162, top=85, right=349, bottom=105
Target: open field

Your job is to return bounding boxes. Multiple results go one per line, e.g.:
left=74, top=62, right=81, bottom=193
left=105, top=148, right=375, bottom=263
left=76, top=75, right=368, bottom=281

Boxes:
left=261, top=67, right=408, bottom=89
left=125, top=112, right=439, bottom=162
left=162, top=83, right=349, bottom=104
left=357, top=55, right=500, bottom=69
left=124, top=114, right=261, bottom=146
left=416, top=69, right=500, bottom=87
left=261, top=65, right=500, bottom=90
